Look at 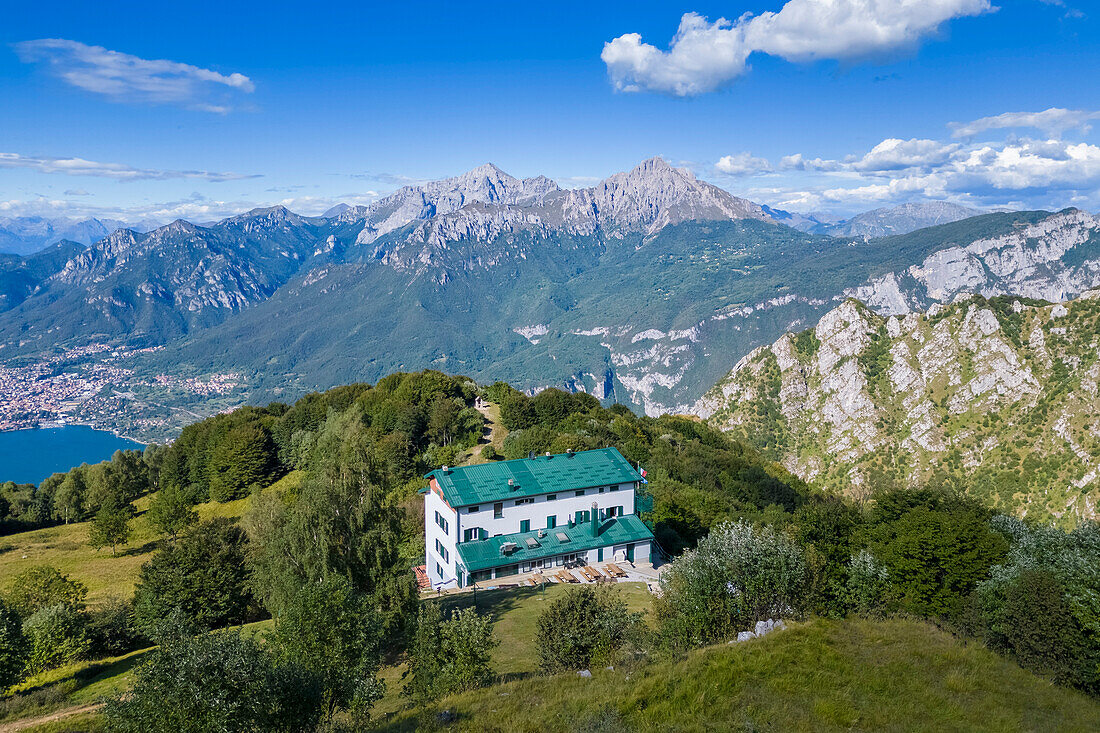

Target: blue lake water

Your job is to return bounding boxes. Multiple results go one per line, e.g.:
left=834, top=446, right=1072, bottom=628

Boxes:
left=0, top=426, right=145, bottom=485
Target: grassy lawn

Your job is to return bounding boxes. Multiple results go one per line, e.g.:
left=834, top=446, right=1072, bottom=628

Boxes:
left=377, top=617, right=1100, bottom=732
left=375, top=581, right=650, bottom=715
left=0, top=472, right=300, bottom=607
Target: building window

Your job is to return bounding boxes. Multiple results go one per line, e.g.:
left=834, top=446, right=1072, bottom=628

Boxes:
left=434, top=539, right=449, bottom=563
left=616, top=505, right=624, bottom=517
left=494, top=502, right=504, bottom=519
left=520, top=519, right=530, bottom=533
left=436, top=562, right=444, bottom=579
left=515, top=497, right=533, bottom=506
left=463, top=527, right=484, bottom=542
left=575, top=490, right=585, bottom=497
left=610, top=484, right=619, bottom=492
left=547, top=494, right=557, bottom=501
left=546, top=515, right=557, bottom=529
left=599, top=487, right=605, bottom=493
left=434, top=511, right=449, bottom=534
left=467, top=506, right=479, bottom=513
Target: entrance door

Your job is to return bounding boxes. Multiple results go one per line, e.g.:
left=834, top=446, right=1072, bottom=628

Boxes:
left=626, top=543, right=635, bottom=562
left=597, top=547, right=604, bottom=562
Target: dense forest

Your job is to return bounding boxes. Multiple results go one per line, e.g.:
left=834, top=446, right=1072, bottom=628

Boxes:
left=0, top=370, right=1098, bottom=730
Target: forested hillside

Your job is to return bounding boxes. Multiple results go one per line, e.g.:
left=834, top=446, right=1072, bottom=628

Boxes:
left=1, top=370, right=1098, bottom=731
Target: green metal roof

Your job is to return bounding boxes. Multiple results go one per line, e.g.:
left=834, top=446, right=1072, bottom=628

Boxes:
left=455, top=514, right=654, bottom=573
left=425, top=447, right=642, bottom=508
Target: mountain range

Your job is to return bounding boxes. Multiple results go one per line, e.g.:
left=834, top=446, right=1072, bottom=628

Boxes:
left=1, top=158, right=1098, bottom=438
left=696, top=291, right=1100, bottom=527
left=0, top=215, right=161, bottom=256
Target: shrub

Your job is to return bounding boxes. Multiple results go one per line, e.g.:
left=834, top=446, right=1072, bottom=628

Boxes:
left=87, top=597, right=144, bottom=657
left=7, top=566, right=87, bottom=617
left=266, top=576, right=385, bottom=722
left=654, top=520, right=808, bottom=649
left=132, top=519, right=255, bottom=634
left=861, top=489, right=1007, bottom=620
left=102, top=630, right=322, bottom=733
left=975, top=517, right=1100, bottom=693
left=22, top=603, right=91, bottom=674
left=0, top=598, right=28, bottom=690
left=405, top=603, right=498, bottom=705
left=535, top=586, right=641, bottom=673
left=846, top=550, right=891, bottom=616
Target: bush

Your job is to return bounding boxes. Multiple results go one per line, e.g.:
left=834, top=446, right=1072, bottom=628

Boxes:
left=405, top=603, right=498, bottom=705
left=132, top=519, right=255, bottom=634
left=103, top=630, right=322, bottom=733
left=22, top=603, right=91, bottom=674
left=846, top=550, right=891, bottom=616
left=266, top=576, right=385, bottom=722
left=7, top=566, right=87, bottom=617
left=0, top=598, right=28, bottom=691
left=975, top=517, right=1100, bottom=693
left=654, top=520, right=808, bottom=649
left=535, top=586, right=641, bottom=673
left=861, top=489, right=1007, bottom=620
left=87, top=597, right=144, bottom=657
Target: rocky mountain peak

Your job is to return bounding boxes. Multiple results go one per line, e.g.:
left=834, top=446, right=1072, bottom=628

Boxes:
left=578, top=156, right=770, bottom=234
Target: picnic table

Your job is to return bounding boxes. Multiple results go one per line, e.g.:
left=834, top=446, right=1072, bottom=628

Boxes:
left=579, top=566, right=603, bottom=582
left=556, top=569, right=579, bottom=583
left=605, top=563, right=628, bottom=578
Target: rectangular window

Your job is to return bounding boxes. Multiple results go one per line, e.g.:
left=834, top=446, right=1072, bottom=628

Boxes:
left=599, top=487, right=605, bottom=493
left=434, top=539, right=449, bottom=563
left=575, top=490, right=585, bottom=497
left=616, top=505, right=624, bottom=517
left=546, top=515, right=557, bottom=529
left=463, top=527, right=483, bottom=542
left=434, top=511, right=449, bottom=534
left=467, top=506, right=479, bottom=513
left=494, top=502, right=504, bottom=519
left=436, top=562, right=444, bottom=579
left=515, top=498, right=533, bottom=506
left=610, top=484, right=619, bottom=492
left=547, top=494, right=557, bottom=501
left=520, top=519, right=530, bottom=533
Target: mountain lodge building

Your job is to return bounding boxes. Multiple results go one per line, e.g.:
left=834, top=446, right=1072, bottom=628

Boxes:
left=421, top=447, right=654, bottom=589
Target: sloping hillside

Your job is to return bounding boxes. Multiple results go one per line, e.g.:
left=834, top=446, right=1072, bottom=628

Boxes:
left=377, top=618, right=1100, bottom=732
left=697, top=292, right=1100, bottom=526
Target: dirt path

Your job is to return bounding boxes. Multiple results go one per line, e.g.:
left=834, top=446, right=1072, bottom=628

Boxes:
left=463, top=401, right=507, bottom=465
left=0, top=703, right=102, bottom=732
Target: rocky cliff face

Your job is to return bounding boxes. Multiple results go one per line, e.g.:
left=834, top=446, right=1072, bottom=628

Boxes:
left=696, top=293, right=1100, bottom=526
left=847, top=209, right=1100, bottom=313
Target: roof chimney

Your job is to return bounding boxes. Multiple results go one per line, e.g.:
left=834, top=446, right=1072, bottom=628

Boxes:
left=545, top=451, right=551, bottom=459
left=566, top=448, right=574, bottom=457
left=508, top=478, right=515, bottom=489
left=590, top=502, right=599, bottom=538
left=442, top=465, right=449, bottom=473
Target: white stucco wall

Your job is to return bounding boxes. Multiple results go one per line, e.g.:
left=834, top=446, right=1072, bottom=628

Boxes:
left=424, top=489, right=459, bottom=587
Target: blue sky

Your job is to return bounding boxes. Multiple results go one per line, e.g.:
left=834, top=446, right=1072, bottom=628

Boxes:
left=1, top=0, right=1097, bottom=222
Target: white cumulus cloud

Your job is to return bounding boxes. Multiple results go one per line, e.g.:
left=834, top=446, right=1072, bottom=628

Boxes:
left=12, top=39, right=254, bottom=112
left=715, top=152, right=772, bottom=175
left=602, top=0, right=993, bottom=95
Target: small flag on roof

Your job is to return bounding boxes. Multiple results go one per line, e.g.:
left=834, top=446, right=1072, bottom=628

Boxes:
left=639, top=465, right=648, bottom=483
